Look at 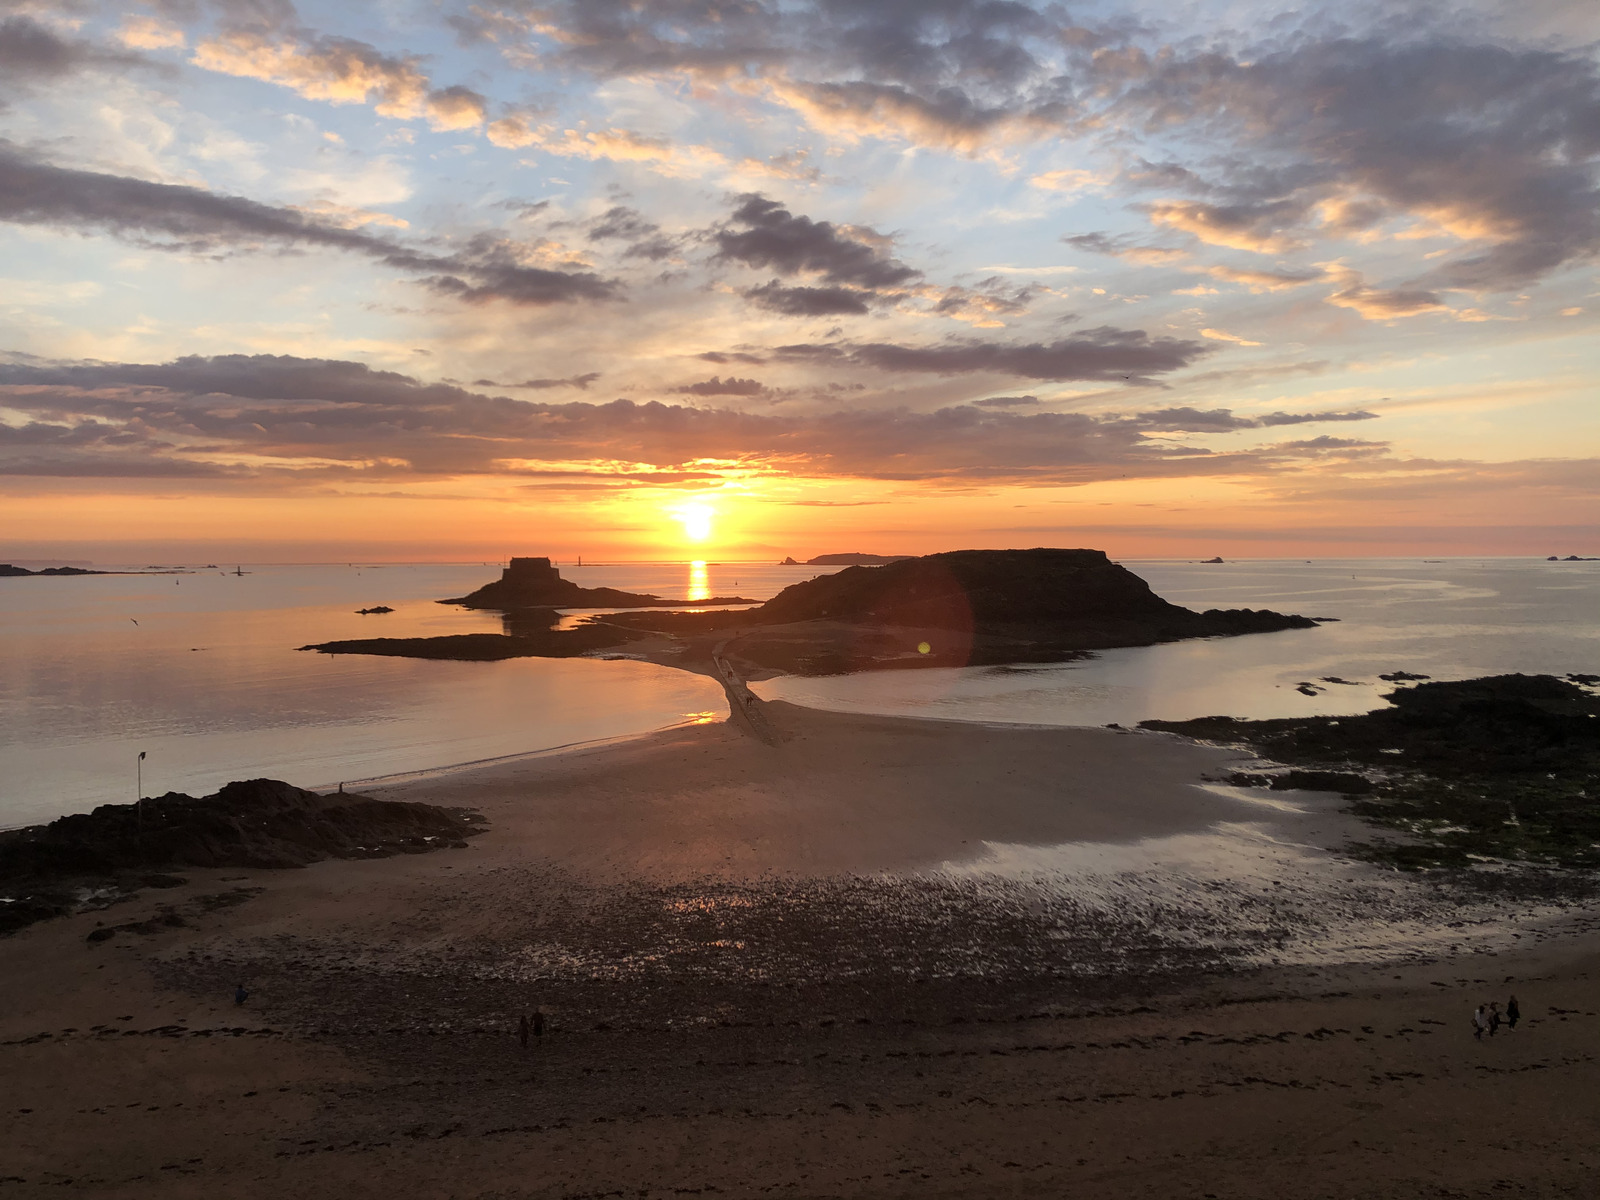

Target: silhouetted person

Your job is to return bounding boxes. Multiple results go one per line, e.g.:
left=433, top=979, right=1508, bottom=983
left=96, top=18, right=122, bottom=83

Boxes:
left=533, top=1009, right=545, bottom=1042
left=518, top=1013, right=530, bottom=1050
left=234, top=982, right=248, bottom=1006
left=1489, top=1001, right=1502, bottom=1035
left=1507, top=995, right=1521, bottom=1029
left=1472, top=1004, right=1487, bottom=1040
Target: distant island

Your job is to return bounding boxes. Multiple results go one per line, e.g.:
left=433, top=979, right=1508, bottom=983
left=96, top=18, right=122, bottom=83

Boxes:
left=306, top=548, right=1317, bottom=677
left=781, top=553, right=911, bottom=566
left=0, top=564, right=106, bottom=577
left=440, top=556, right=757, bottom=610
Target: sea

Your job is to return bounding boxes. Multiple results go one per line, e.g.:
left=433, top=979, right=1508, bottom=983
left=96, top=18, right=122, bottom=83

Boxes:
left=2, top=556, right=1597, bottom=828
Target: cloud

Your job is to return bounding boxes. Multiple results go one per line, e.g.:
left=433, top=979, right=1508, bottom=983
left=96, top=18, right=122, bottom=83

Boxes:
left=1203, top=264, right=1326, bottom=292
left=473, top=5, right=1600, bottom=292
left=1147, top=200, right=1309, bottom=256
left=0, top=142, right=618, bottom=306
left=116, top=15, right=186, bottom=50
left=485, top=112, right=540, bottom=148
left=1258, top=410, right=1379, bottom=426
left=522, top=0, right=1068, bottom=149
left=672, top=376, right=767, bottom=397
left=532, top=127, right=729, bottom=176
left=931, top=278, right=1040, bottom=327
left=1325, top=272, right=1446, bottom=320
left=1200, top=328, right=1263, bottom=347
left=771, top=328, right=1210, bottom=383
left=585, top=205, right=680, bottom=260
left=191, top=26, right=487, bottom=130
left=715, top=194, right=920, bottom=290
left=0, top=15, right=149, bottom=87
left=1120, top=407, right=1378, bottom=432
left=744, top=281, right=873, bottom=316
left=472, top=373, right=601, bottom=391
left=1110, top=35, right=1600, bottom=290
left=764, top=78, right=1039, bottom=152
left=1060, top=231, right=1186, bottom=265
left=0, top=352, right=1383, bottom=487
left=971, top=395, right=1038, bottom=408
left=1031, top=169, right=1100, bottom=192
left=697, top=351, right=767, bottom=365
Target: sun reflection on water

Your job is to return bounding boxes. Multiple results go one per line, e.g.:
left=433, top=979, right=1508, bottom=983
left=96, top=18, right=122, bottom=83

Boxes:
left=687, top=559, right=710, bottom=601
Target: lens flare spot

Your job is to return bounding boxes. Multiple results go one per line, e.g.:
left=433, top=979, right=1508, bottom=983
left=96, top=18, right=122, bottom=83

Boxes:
left=917, top=641, right=931, bottom=654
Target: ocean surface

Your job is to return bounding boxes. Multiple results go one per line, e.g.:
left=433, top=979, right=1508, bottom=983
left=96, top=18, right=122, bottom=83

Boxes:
left=754, top=558, right=1600, bottom=726
left=3, top=556, right=1598, bottom=827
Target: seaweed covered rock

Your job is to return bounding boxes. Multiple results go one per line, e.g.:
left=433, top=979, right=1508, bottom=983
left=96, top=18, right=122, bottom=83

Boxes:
left=1145, top=675, right=1600, bottom=870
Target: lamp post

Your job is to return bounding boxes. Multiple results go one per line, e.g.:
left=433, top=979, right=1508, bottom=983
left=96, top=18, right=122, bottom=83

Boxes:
left=137, top=751, right=146, bottom=841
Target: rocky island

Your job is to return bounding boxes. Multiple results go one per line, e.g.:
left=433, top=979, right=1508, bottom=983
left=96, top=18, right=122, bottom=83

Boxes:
left=303, top=548, right=1316, bottom=676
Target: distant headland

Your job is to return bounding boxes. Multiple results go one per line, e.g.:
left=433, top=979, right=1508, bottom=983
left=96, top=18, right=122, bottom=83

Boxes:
left=781, top=552, right=911, bottom=566
left=304, top=548, right=1317, bottom=677
left=0, top=564, right=107, bottom=577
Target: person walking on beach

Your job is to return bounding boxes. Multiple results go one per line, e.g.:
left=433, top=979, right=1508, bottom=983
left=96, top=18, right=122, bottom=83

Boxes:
left=532, top=1008, right=545, bottom=1045
left=1488, top=1001, right=1502, bottom=1036
left=234, top=982, right=249, bottom=1006
left=519, top=1013, right=530, bottom=1050
left=1472, top=1004, right=1487, bottom=1040
left=1507, top=995, right=1521, bottom=1029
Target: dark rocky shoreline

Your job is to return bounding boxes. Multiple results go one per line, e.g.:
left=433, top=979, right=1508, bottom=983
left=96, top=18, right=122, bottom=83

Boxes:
left=0, top=779, right=484, bottom=935
left=1145, top=673, right=1600, bottom=872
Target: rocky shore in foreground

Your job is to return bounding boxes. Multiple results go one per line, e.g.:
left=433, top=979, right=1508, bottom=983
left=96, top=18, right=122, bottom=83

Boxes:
left=1145, top=673, right=1600, bottom=873
left=0, top=779, right=484, bottom=935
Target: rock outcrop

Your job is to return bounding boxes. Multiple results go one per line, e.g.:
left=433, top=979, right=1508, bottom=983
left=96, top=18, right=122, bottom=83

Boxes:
left=0, top=779, right=486, bottom=934
left=1142, top=674, right=1600, bottom=871
left=443, top=557, right=755, bottom=610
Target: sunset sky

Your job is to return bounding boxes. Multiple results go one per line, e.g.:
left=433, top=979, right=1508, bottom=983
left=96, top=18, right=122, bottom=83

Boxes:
left=2, top=0, right=1597, bottom=562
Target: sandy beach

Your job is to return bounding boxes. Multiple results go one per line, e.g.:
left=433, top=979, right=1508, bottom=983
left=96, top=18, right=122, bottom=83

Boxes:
left=5, top=697, right=1599, bottom=1198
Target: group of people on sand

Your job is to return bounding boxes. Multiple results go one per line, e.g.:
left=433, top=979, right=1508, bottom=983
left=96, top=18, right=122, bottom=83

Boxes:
left=1473, top=995, right=1520, bottom=1039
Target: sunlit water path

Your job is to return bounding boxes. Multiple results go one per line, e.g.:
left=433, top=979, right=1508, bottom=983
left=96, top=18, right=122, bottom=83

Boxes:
left=3, top=556, right=1597, bottom=826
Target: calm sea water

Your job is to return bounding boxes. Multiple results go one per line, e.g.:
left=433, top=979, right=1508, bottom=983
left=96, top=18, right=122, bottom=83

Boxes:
left=755, top=558, right=1600, bottom=728
left=3, top=556, right=1597, bottom=827
left=0, top=560, right=784, bottom=827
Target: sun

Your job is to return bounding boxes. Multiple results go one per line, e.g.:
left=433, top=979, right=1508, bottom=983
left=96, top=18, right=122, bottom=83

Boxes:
left=676, top=502, right=714, bottom=543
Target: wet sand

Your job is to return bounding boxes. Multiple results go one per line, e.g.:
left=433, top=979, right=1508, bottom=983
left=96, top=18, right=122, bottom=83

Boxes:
left=4, top=699, right=1600, bottom=1198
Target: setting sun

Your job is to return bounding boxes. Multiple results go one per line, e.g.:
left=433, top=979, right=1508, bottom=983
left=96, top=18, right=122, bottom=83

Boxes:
left=676, top=503, right=715, bottom=544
